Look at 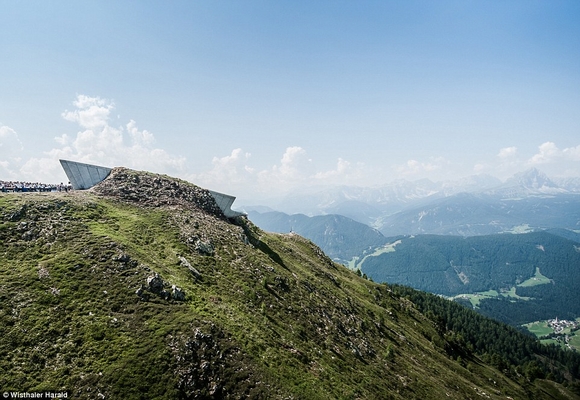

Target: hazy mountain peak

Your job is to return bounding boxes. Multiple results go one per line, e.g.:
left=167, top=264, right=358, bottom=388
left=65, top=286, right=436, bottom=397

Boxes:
left=497, top=168, right=566, bottom=196
left=509, top=168, right=557, bottom=188
left=554, top=176, right=580, bottom=192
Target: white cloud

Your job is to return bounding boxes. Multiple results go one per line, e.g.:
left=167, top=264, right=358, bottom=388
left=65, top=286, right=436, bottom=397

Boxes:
left=61, top=95, right=113, bottom=130
left=485, top=141, right=580, bottom=180
left=212, top=148, right=251, bottom=170
left=497, top=146, right=517, bottom=158
left=4, top=95, right=187, bottom=183
left=5, top=94, right=580, bottom=199
left=491, top=145, right=523, bottom=179
left=395, top=157, right=448, bottom=178
left=312, top=158, right=372, bottom=187
left=0, top=125, right=24, bottom=180
left=473, top=163, right=487, bottom=173
left=0, top=125, right=23, bottom=151
left=314, top=158, right=351, bottom=180
left=191, top=148, right=253, bottom=189
left=54, top=134, right=70, bottom=146
left=528, top=142, right=560, bottom=164
left=19, top=156, right=65, bottom=184
left=191, top=147, right=367, bottom=199
left=57, top=95, right=186, bottom=172
left=274, top=146, right=308, bottom=178
left=127, top=120, right=155, bottom=146
left=520, top=142, right=580, bottom=179
left=563, top=145, right=580, bottom=161
left=255, top=146, right=312, bottom=192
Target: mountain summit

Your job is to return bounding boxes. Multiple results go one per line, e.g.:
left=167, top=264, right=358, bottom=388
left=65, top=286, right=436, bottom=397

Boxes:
left=489, top=168, right=566, bottom=198
left=510, top=168, right=558, bottom=190
left=1, top=168, right=578, bottom=398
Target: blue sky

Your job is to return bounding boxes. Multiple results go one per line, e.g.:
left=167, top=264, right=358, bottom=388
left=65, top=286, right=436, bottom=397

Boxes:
left=1, top=1, right=579, bottom=202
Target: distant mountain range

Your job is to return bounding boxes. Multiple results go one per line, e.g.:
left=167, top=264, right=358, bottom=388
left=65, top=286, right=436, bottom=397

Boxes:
left=243, top=168, right=580, bottom=238
left=377, top=192, right=580, bottom=237
left=378, top=169, right=580, bottom=236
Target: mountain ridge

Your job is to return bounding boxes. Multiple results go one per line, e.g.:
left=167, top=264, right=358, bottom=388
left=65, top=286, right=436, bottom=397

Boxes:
left=2, top=167, right=579, bottom=398
left=246, top=210, right=387, bottom=264
left=245, top=168, right=580, bottom=231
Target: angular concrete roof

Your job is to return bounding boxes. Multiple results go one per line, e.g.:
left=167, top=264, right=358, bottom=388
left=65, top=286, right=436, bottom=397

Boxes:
left=208, top=190, right=245, bottom=218
left=59, top=159, right=244, bottom=218
left=60, top=159, right=112, bottom=190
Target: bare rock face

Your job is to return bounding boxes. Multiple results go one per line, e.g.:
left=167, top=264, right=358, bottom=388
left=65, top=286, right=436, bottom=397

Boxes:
left=91, top=167, right=224, bottom=217
left=192, top=238, right=215, bottom=256
left=172, top=285, right=186, bottom=301
left=136, top=273, right=186, bottom=301
left=147, top=273, right=165, bottom=294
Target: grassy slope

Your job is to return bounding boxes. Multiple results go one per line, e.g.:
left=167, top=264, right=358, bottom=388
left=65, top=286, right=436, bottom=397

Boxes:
left=0, top=190, right=574, bottom=399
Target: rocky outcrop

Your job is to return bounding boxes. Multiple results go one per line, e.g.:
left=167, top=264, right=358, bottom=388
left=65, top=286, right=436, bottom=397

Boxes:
left=91, top=167, right=224, bottom=217
left=136, top=272, right=186, bottom=301
left=168, top=324, right=271, bottom=399
left=191, top=237, right=215, bottom=256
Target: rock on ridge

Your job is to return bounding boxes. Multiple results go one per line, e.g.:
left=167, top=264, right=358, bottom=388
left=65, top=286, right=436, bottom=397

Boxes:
left=90, top=167, right=225, bottom=216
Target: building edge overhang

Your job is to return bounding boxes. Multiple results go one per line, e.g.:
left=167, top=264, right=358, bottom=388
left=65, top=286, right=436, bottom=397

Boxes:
left=59, top=159, right=112, bottom=190
left=59, top=159, right=245, bottom=218
left=208, top=190, right=246, bottom=218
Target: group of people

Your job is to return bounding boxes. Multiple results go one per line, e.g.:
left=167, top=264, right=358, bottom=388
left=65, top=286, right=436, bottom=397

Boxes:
left=0, top=180, right=72, bottom=193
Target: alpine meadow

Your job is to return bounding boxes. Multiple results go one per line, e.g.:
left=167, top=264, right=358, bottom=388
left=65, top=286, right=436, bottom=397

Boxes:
left=1, top=168, right=579, bottom=398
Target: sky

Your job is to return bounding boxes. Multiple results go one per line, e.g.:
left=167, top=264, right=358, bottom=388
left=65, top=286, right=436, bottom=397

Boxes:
left=1, top=0, right=579, bottom=204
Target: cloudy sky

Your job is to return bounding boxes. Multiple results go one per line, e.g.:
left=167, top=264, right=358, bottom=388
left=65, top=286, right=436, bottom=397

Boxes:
left=1, top=1, right=579, bottom=203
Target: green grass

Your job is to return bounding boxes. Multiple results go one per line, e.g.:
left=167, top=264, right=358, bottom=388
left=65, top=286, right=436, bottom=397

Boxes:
left=453, top=290, right=499, bottom=308
left=540, top=338, right=568, bottom=350
left=523, top=318, right=580, bottom=352
left=454, top=278, right=538, bottom=309
left=353, top=239, right=402, bottom=269
left=524, top=321, right=553, bottom=337
left=503, top=224, right=534, bottom=234
left=500, top=287, right=532, bottom=301
left=569, top=334, right=580, bottom=350
left=0, top=187, right=575, bottom=399
left=517, top=267, right=552, bottom=287
left=346, top=255, right=359, bottom=270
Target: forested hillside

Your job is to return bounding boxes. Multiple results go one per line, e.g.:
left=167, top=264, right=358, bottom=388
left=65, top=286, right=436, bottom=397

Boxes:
left=361, top=232, right=580, bottom=325
left=391, top=284, right=580, bottom=393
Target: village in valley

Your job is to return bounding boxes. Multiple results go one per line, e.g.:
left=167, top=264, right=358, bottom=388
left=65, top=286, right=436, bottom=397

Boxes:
left=549, top=317, right=579, bottom=334
left=525, top=318, right=580, bottom=352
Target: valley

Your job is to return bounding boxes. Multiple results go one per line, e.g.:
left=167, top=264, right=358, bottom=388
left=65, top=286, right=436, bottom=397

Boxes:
left=358, top=232, right=580, bottom=328
left=525, top=318, right=580, bottom=352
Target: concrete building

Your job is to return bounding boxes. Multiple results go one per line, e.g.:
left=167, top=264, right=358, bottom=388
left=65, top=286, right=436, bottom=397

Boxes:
left=208, top=190, right=244, bottom=218
left=59, top=159, right=112, bottom=190
left=59, top=159, right=244, bottom=218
